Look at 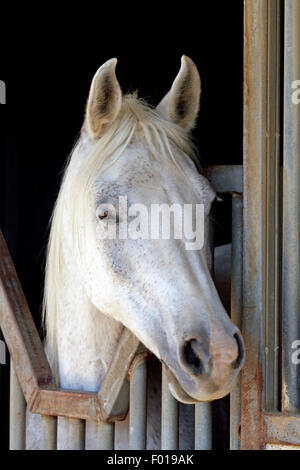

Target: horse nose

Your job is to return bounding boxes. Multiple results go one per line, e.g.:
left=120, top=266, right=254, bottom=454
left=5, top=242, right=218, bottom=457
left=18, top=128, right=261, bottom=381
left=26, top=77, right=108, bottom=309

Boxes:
left=231, top=330, right=245, bottom=370
left=180, top=330, right=244, bottom=379
left=181, top=339, right=211, bottom=376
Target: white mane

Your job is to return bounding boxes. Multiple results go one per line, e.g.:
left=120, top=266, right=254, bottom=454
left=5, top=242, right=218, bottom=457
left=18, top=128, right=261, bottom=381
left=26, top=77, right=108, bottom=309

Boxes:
left=42, top=94, right=197, bottom=378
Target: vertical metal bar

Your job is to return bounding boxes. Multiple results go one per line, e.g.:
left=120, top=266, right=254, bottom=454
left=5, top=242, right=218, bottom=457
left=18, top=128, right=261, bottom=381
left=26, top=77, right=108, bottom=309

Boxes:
left=264, top=0, right=281, bottom=413
left=194, top=402, right=212, bottom=450
left=161, top=364, right=179, bottom=450
left=41, top=415, right=57, bottom=450
left=242, top=0, right=268, bottom=450
left=67, top=418, right=85, bottom=450
left=282, top=0, right=300, bottom=413
left=194, top=213, right=214, bottom=450
left=129, top=352, right=147, bottom=450
left=95, top=422, right=114, bottom=450
left=230, top=193, right=243, bottom=450
left=9, top=361, right=26, bottom=449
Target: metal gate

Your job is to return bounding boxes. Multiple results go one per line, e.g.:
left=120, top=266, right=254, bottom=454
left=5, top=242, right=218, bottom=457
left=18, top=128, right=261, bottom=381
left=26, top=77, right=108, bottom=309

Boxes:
left=1, top=0, right=300, bottom=450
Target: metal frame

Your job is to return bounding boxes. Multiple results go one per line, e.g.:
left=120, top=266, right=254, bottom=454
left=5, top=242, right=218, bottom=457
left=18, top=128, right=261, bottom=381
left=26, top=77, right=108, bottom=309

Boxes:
left=241, top=0, right=300, bottom=449
left=1, top=163, right=244, bottom=450
left=3, top=1, right=300, bottom=449
left=0, top=229, right=142, bottom=424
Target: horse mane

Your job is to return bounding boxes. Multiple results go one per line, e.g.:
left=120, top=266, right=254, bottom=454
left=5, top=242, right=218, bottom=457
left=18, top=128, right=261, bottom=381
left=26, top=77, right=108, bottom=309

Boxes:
left=42, top=93, right=197, bottom=379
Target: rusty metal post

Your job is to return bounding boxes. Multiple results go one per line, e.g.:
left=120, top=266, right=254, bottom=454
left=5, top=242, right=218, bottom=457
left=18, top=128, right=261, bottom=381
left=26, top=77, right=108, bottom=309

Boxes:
left=230, top=194, right=243, bottom=450
left=129, top=351, right=147, bottom=450
left=41, top=415, right=57, bottom=450
left=9, top=361, right=26, bottom=449
left=161, top=364, right=179, bottom=450
left=282, top=0, right=300, bottom=413
left=242, top=0, right=268, bottom=450
left=242, top=0, right=281, bottom=449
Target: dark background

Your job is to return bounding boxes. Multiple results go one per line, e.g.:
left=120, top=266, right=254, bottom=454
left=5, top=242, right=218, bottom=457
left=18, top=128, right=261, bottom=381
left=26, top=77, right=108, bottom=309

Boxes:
left=0, top=3, right=244, bottom=449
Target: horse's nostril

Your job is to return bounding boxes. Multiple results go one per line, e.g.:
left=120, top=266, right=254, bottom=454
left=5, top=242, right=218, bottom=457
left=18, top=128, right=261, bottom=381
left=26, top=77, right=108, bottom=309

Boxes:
left=183, top=339, right=209, bottom=376
left=232, top=332, right=245, bottom=369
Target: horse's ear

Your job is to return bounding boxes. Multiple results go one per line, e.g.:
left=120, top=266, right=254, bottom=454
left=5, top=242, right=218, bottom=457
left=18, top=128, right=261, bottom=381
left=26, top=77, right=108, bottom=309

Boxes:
left=156, top=56, right=201, bottom=131
left=85, top=58, right=122, bottom=139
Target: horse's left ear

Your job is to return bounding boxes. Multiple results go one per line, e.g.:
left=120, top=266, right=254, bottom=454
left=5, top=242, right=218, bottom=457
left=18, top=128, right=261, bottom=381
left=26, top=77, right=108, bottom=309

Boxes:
left=156, top=56, right=201, bottom=131
left=85, top=58, right=122, bottom=139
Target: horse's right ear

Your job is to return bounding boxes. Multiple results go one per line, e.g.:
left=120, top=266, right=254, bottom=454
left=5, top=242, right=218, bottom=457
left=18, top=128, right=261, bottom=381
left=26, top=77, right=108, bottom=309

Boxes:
left=156, top=56, right=201, bottom=131
left=85, top=58, right=122, bottom=139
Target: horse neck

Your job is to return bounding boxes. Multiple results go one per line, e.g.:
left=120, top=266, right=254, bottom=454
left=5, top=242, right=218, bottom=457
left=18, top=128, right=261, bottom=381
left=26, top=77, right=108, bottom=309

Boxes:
left=54, top=239, right=123, bottom=392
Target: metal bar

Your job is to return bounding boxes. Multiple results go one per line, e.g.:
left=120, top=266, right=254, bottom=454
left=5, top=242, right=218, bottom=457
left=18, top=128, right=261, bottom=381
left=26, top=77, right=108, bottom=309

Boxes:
left=230, top=193, right=243, bottom=450
left=98, top=327, right=139, bottom=421
left=0, top=230, right=54, bottom=400
left=264, top=0, right=281, bottom=413
left=161, top=364, right=179, bottom=450
left=129, top=351, right=148, bottom=450
left=41, top=415, right=57, bottom=450
left=204, top=165, right=243, bottom=193
left=194, top=216, right=214, bottom=450
left=95, top=422, right=114, bottom=450
left=264, top=413, right=300, bottom=446
left=9, top=361, right=26, bottom=449
left=194, top=402, right=212, bottom=450
left=242, top=0, right=269, bottom=449
left=68, top=418, right=85, bottom=450
left=282, top=0, right=300, bottom=413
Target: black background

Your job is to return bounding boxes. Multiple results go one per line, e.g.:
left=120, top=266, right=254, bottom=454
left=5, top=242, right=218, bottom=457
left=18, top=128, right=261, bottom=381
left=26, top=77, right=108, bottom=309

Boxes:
left=0, top=3, right=244, bottom=449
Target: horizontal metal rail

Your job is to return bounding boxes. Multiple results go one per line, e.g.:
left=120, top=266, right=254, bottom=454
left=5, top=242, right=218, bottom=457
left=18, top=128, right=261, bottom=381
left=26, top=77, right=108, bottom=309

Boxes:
left=264, top=413, right=300, bottom=447
left=204, top=165, right=242, bottom=193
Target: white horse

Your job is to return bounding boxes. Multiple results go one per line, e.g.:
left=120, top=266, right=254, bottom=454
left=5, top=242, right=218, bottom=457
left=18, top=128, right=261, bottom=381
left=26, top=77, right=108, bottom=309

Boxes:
left=26, top=56, right=244, bottom=449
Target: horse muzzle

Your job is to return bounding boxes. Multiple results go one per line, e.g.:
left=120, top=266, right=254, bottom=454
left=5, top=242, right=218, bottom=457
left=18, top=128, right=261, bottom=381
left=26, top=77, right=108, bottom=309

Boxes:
left=164, top=328, right=245, bottom=403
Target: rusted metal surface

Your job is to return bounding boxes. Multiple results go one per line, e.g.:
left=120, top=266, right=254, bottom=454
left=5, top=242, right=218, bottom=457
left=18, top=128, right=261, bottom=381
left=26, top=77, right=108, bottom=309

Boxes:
left=281, top=0, right=300, bottom=413
left=242, top=0, right=282, bottom=449
left=30, top=387, right=102, bottom=421
left=24, top=329, right=140, bottom=423
left=264, top=413, right=300, bottom=447
left=242, top=0, right=268, bottom=450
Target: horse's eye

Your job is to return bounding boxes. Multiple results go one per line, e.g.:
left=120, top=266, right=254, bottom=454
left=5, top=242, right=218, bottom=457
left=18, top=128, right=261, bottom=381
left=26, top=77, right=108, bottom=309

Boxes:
left=98, top=211, right=108, bottom=220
